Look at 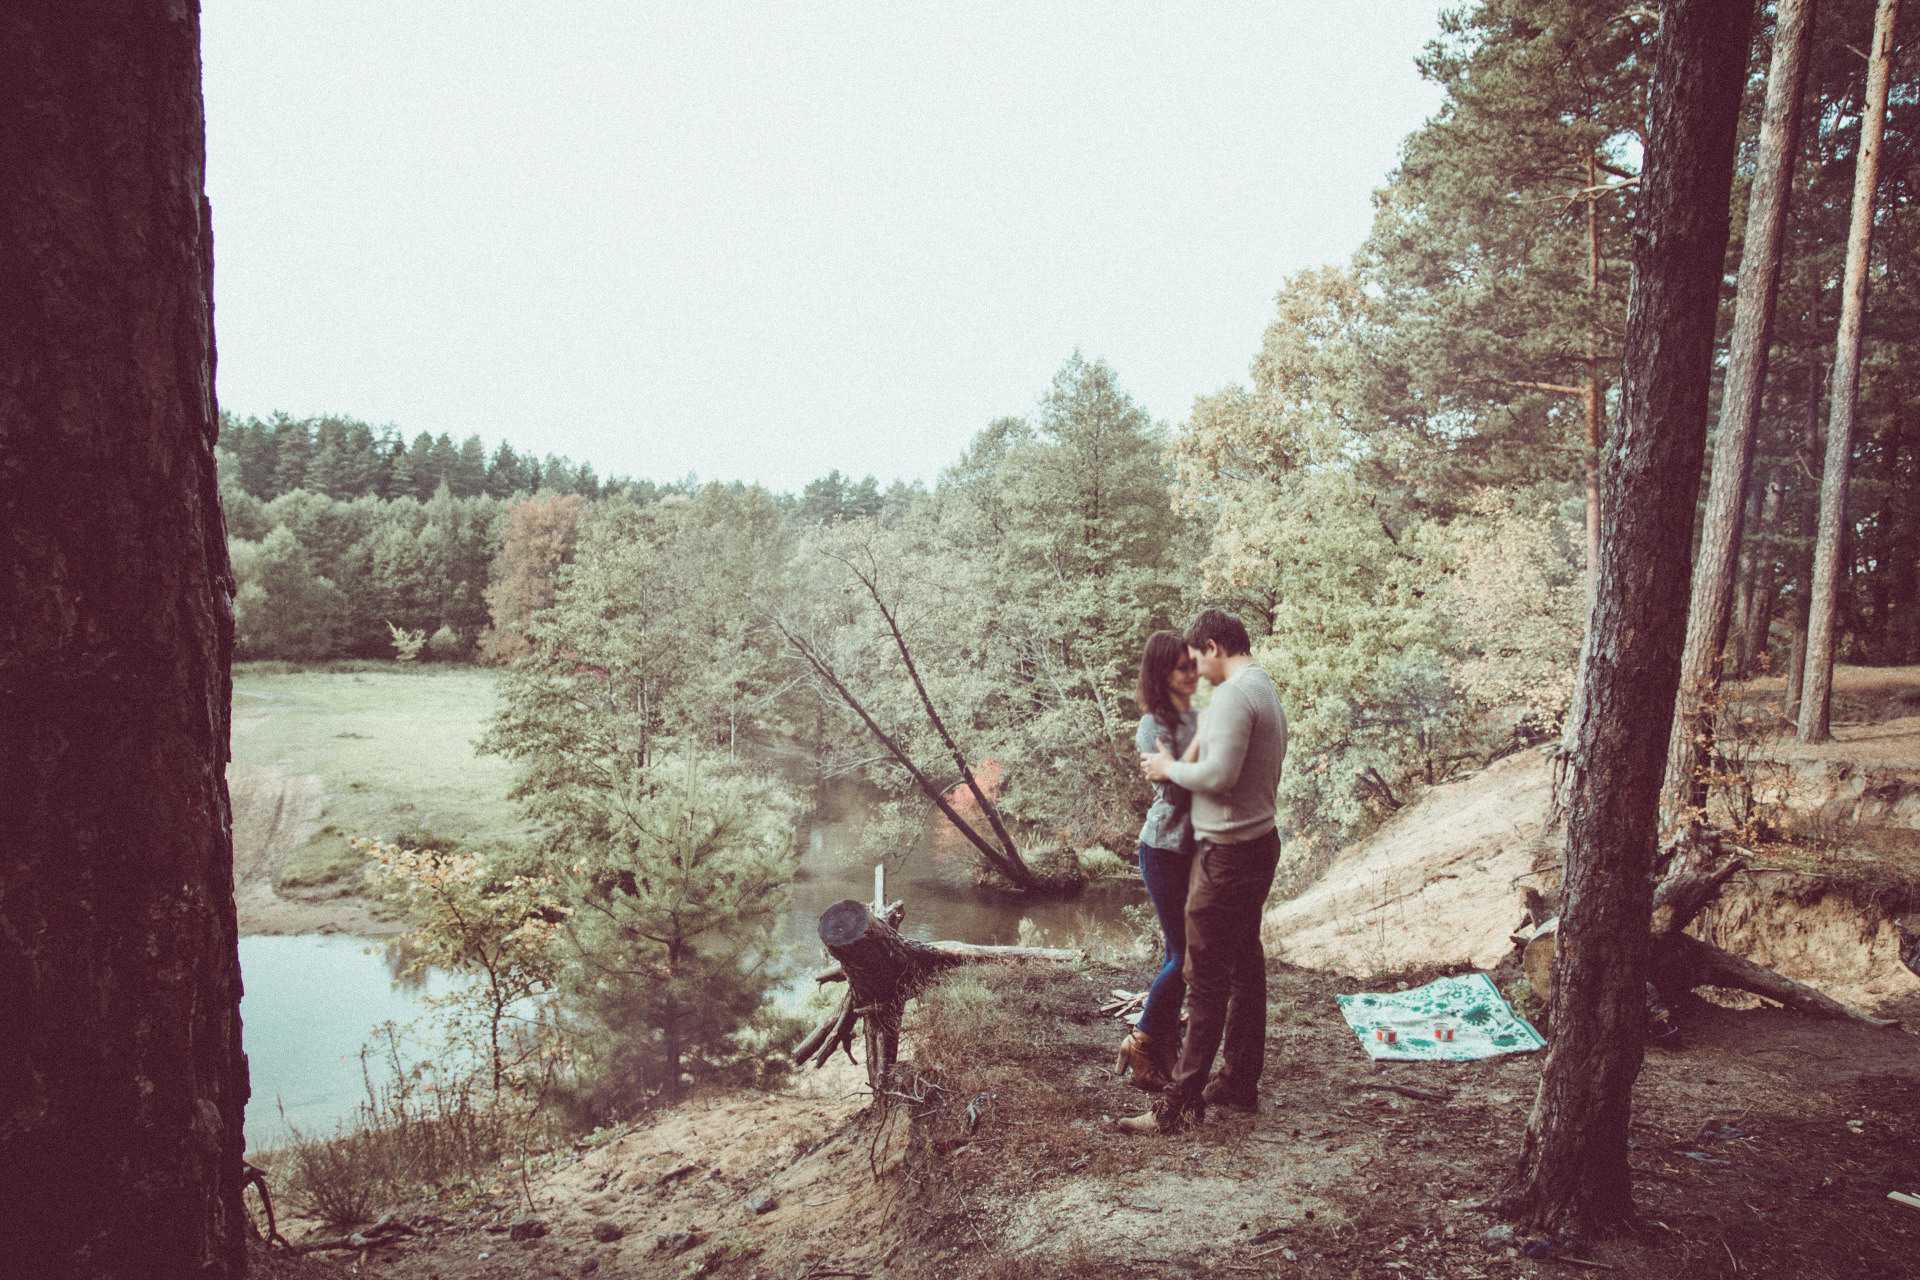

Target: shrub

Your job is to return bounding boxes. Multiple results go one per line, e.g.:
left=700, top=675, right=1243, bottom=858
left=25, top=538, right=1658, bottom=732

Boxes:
left=1074, top=846, right=1129, bottom=880
left=426, top=624, right=467, bottom=661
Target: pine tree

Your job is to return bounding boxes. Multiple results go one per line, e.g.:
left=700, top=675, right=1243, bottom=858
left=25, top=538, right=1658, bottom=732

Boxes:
left=1359, top=0, right=1652, bottom=552
left=1495, top=0, right=1755, bottom=1233
left=305, top=421, right=347, bottom=498
left=404, top=431, right=436, bottom=501
left=269, top=412, right=311, bottom=496
left=485, top=441, right=524, bottom=497
left=1665, top=0, right=1816, bottom=821
left=342, top=419, right=381, bottom=496
left=453, top=433, right=487, bottom=497
left=556, top=754, right=798, bottom=1114
left=1799, top=0, right=1903, bottom=742
left=428, top=432, right=459, bottom=497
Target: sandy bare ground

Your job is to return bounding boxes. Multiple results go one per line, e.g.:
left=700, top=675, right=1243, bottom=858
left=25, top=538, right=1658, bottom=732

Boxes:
left=1264, top=749, right=1559, bottom=978
left=230, top=702, right=404, bottom=938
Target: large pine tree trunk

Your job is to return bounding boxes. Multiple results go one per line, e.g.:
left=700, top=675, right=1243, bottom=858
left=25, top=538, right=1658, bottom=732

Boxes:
left=1663, top=0, right=1813, bottom=825
left=1495, top=0, right=1754, bottom=1236
left=1798, top=0, right=1902, bottom=743
left=0, top=5, right=248, bottom=1277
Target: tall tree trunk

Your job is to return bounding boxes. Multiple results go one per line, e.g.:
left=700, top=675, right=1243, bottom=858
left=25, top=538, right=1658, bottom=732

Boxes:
left=1496, top=0, right=1754, bottom=1235
left=1736, top=470, right=1785, bottom=675
left=1784, top=362, right=1825, bottom=717
left=0, top=4, right=248, bottom=1277
left=1798, top=0, right=1901, bottom=743
left=1584, top=154, right=1607, bottom=580
left=1662, top=0, right=1813, bottom=824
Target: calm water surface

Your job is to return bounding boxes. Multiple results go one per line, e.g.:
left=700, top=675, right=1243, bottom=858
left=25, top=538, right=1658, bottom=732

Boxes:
left=240, top=782, right=1145, bottom=1151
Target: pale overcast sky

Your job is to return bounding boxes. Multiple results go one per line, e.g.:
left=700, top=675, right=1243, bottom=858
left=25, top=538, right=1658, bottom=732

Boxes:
left=202, top=2, right=1448, bottom=494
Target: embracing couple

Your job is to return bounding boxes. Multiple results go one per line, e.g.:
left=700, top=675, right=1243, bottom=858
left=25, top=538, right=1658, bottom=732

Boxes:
left=1116, top=608, right=1287, bottom=1136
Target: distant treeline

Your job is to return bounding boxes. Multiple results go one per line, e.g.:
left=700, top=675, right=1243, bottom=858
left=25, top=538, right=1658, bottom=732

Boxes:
left=219, top=410, right=621, bottom=503
left=216, top=410, right=921, bottom=662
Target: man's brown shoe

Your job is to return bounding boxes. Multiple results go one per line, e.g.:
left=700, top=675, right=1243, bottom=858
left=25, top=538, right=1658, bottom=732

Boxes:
left=1115, top=1107, right=1171, bottom=1135
left=1114, top=1029, right=1171, bottom=1092
left=1116, top=1093, right=1199, bottom=1135
left=1202, top=1077, right=1260, bottom=1114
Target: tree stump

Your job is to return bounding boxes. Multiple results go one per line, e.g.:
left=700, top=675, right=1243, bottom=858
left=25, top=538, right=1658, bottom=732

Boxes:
left=817, top=899, right=964, bottom=1090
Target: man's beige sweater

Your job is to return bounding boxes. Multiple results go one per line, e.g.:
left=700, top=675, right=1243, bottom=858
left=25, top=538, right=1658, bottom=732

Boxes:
left=1164, top=665, right=1287, bottom=844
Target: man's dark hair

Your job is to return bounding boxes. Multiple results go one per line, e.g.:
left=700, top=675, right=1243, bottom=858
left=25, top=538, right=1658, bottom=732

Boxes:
left=1183, top=608, right=1252, bottom=658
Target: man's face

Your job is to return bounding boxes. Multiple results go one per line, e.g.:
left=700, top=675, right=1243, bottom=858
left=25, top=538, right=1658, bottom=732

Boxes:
left=1190, top=642, right=1230, bottom=686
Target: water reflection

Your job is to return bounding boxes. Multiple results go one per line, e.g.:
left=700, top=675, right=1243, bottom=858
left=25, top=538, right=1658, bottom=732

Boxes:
left=239, top=776, right=1146, bottom=1150
left=239, top=934, right=458, bottom=1152
left=780, top=774, right=1145, bottom=960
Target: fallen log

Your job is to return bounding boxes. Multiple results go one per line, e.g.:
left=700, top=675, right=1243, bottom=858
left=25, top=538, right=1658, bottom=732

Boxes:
left=819, top=899, right=966, bottom=1088
left=1652, top=931, right=1900, bottom=1030
left=923, top=940, right=1083, bottom=962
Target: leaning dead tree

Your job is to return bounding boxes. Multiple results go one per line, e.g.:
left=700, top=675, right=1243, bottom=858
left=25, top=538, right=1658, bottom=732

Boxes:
left=792, top=870, right=1081, bottom=1094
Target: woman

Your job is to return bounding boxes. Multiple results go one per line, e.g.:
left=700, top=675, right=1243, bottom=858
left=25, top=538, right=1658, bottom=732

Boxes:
left=1115, top=630, right=1201, bottom=1092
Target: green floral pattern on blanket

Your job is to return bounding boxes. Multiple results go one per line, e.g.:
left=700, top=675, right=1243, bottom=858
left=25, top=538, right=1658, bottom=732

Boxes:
left=1335, top=973, right=1545, bottom=1061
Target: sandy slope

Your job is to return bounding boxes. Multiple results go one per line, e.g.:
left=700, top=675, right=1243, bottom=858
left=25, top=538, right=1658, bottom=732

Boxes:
left=1263, top=749, right=1559, bottom=976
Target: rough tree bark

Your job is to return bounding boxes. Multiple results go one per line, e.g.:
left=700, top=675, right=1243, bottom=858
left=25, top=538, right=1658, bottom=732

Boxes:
left=1495, top=0, right=1755, bottom=1236
left=1784, top=363, right=1825, bottom=718
left=0, top=4, right=249, bottom=1277
left=1663, top=0, right=1813, bottom=827
left=1798, top=0, right=1902, bottom=743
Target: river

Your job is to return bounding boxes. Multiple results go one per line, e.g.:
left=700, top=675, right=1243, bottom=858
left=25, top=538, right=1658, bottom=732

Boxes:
left=240, top=781, right=1146, bottom=1151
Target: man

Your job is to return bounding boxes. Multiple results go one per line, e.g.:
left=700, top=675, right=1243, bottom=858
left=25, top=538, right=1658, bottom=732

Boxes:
left=1122, top=608, right=1287, bottom=1133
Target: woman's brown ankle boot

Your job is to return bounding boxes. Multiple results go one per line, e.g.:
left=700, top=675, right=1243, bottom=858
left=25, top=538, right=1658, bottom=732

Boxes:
left=1115, top=1029, right=1171, bottom=1092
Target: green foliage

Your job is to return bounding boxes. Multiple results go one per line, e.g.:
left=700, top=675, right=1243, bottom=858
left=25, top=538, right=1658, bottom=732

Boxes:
left=427, top=624, right=467, bottom=661
left=362, top=841, right=567, bottom=1093
left=553, top=752, right=801, bottom=1120
left=482, top=484, right=797, bottom=834
left=1441, top=489, right=1587, bottom=736
left=792, top=355, right=1184, bottom=870
left=1074, top=846, right=1129, bottom=880
left=232, top=527, right=350, bottom=660
left=387, top=621, right=428, bottom=662
left=1174, top=274, right=1462, bottom=860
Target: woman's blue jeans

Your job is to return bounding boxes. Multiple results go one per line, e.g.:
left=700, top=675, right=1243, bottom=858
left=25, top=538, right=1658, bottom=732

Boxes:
left=1136, top=841, right=1193, bottom=1042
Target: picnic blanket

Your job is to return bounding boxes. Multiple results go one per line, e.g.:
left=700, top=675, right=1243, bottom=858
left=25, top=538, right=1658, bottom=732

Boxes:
left=1335, top=972, right=1546, bottom=1062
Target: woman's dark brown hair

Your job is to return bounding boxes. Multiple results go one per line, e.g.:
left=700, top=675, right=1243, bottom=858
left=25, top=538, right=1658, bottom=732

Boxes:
left=1135, top=630, right=1189, bottom=740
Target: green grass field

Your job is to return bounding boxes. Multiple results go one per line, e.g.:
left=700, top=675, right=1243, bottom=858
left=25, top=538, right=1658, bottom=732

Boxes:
left=232, top=663, right=537, bottom=888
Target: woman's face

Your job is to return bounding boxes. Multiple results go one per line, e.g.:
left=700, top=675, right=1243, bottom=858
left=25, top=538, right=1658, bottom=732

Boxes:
left=1167, top=653, right=1200, bottom=700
